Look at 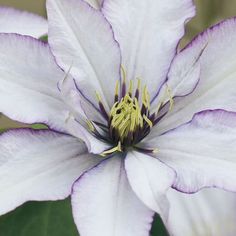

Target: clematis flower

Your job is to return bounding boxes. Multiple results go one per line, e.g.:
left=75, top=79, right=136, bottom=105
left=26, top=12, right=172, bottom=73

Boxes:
left=1, top=0, right=236, bottom=235
left=0, top=6, right=47, bottom=38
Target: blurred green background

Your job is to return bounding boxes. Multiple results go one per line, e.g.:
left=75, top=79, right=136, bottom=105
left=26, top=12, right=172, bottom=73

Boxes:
left=0, top=0, right=236, bottom=236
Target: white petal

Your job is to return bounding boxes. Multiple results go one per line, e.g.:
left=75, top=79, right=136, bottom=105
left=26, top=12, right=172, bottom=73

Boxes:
left=0, top=129, right=100, bottom=215
left=167, top=56, right=200, bottom=98
left=102, top=0, right=195, bottom=100
left=155, top=18, right=236, bottom=135
left=71, top=157, right=154, bottom=236
left=84, top=0, right=103, bottom=9
left=147, top=110, right=236, bottom=193
left=66, top=115, right=111, bottom=154
left=59, top=75, right=107, bottom=124
left=47, top=0, right=121, bottom=107
left=0, top=34, right=67, bottom=132
left=166, top=188, right=236, bottom=236
left=0, top=7, right=47, bottom=38
left=125, top=151, right=175, bottom=219
left=154, top=44, right=202, bottom=109
left=59, top=73, right=111, bottom=155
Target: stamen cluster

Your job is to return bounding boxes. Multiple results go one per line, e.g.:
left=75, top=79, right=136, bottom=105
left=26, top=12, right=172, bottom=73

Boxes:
left=109, top=79, right=153, bottom=146
left=83, top=67, right=174, bottom=156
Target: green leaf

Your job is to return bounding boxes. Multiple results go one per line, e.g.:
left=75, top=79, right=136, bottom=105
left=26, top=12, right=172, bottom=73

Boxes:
left=0, top=128, right=6, bottom=133
left=0, top=199, right=79, bottom=236
left=39, top=35, right=48, bottom=42
left=31, top=123, right=48, bottom=130
left=151, top=214, right=169, bottom=236
left=0, top=199, right=169, bottom=236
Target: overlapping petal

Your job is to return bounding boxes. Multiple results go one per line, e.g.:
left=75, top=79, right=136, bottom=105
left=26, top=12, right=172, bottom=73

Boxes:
left=47, top=0, right=121, bottom=107
left=153, top=18, right=236, bottom=136
left=125, top=151, right=175, bottom=219
left=146, top=110, right=236, bottom=193
left=85, top=0, right=103, bottom=9
left=0, top=129, right=100, bottom=215
left=58, top=74, right=106, bottom=124
left=0, top=7, right=47, bottom=38
left=0, top=33, right=67, bottom=132
left=71, top=157, right=154, bottom=236
left=102, top=0, right=195, bottom=100
left=153, top=43, right=202, bottom=109
left=166, top=188, right=236, bottom=236
left=66, top=115, right=112, bottom=154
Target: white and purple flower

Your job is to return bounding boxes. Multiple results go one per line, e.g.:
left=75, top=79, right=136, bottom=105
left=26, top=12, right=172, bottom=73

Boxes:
left=0, top=6, right=47, bottom=37
left=1, top=0, right=236, bottom=235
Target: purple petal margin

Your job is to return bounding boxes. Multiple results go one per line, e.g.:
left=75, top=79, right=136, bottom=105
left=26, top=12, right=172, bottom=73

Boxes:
left=160, top=109, right=236, bottom=194
left=150, top=0, right=196, bottom=105
left=47, top=0, right=122, bottom=102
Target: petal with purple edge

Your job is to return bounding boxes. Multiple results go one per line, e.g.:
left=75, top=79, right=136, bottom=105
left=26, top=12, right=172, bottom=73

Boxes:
left=59, top=70, right=111, bottom=155
left=102, top=0, right=195, bottom=101
left=166, top=188, right=236, bottom=236
left=66, top=115, right=112, bottom=154
left=47, top=0, right=121, bottom=107
left=71, top=157, right=154, bottom=236
left=0, top=33, right=67, bottom=132
left=0, top=7, right=47, bottom=38
left=146, top=110, right=236, bottom=193
left=153, top=18, right=236, bottom=136
left=125, top=151, right=175, bottom=220
left=58, top=74, right=106, bottom=124
left=166, top=53, right=200, bottom=98
left=153, top=43, right=202, bottom=110
left=0, top=129, right=101, bottom=216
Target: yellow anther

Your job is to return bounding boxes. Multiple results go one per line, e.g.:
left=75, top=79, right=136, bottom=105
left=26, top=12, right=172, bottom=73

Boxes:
left=119, top=117, right=130, bottom=138
left=156, top=101, right=163, bottom=114
left=134, top=98, right=143, bottom=128
left=112, top=113, right=125, bottom=128
left=100, top=142, right=122, bottom=157
left=110, top=93, right=145, bottom=142
left=143, top=115, right=153, bottom=128
left=152, top=148, right=159, bottom=154
left=95, top=91, right=102, bottom=102
left=166, top=85, right=174, bottom=111
left=121, top=65, right=126, bottom=83
left=145, top=88, right=151, bottom=110
left=110, top=102, right=118, bottom=116
left=154, top=84, right=174, bottom=115
left=128, top=80, right=133, bottom=96
left=137, top=78, right=141, bottom=91
left=130, top=112, right=136, bottom=131
left=86, top=119, right=95, bottom=132
left=119, top=115, right=130, bottom=130
left=109, top=76, right=154, bottom=145
left=115, top=80, right=119, bottom=97
left=134, top=146, right=159, bottom=154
